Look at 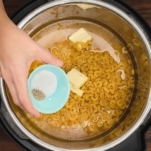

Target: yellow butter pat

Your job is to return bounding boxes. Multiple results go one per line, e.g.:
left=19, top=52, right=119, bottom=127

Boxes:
left=69, top=28, right=92, bottom=43
left=67, top=68, right=88, bottom=88
left=70, top=83, right=83, bottom=97
left=76, top=4, right=99, bottom=10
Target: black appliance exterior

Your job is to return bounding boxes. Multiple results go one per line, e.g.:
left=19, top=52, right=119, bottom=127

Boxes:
left=0, top=0, right=151, bottom=151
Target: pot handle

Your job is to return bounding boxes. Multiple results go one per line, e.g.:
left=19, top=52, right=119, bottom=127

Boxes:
left=10, top=0, right=49, bottom=24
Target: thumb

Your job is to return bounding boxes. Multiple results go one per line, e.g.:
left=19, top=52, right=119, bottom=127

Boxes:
left=37, top=46, right=63, bottom=67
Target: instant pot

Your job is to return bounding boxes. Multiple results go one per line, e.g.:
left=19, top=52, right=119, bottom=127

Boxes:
left=0, top=0, right=151, bottom=151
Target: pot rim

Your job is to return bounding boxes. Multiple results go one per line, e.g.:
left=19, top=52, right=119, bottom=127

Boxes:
left=1, top=0, right=151, bottom=150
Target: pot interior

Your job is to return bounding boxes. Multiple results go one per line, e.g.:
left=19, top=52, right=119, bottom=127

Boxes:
left=5, top=2, right=151, bottom=150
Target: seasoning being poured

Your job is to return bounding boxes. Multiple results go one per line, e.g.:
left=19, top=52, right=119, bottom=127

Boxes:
left=31, top=70, right=57, bottom=101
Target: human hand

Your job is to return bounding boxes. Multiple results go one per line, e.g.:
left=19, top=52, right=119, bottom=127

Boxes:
left=0, top=11, right=63, bottom=117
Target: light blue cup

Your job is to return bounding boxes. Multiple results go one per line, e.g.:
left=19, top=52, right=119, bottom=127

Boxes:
left=28, top=64, right=70, bottom=114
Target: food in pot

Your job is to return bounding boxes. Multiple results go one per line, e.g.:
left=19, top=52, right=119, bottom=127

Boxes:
left=67, top=68, right=88, bottom=97
left=28, top=27, right=134, bottom=136
left=67, top=68, right=88, bottom=89
left=68, top=28, right=92, bottom=43
left=70, top=82, right=83, bottom=97
left=3, top=2, right=150, bottom=150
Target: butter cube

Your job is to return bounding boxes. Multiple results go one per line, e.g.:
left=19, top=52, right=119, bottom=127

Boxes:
left=76, top=4, right=99, bottom=10
left=69, top=28, right=92, bottom=43
left=70, top=83, right=83, bottom=97
left=67, top=68, right=88, bottom=88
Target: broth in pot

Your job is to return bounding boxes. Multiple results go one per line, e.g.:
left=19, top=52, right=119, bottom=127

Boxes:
left=26, top=20, right=134, bottom=139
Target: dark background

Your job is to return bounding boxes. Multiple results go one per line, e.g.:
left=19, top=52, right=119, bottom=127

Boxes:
left=0, top=0, right=151, bottom=151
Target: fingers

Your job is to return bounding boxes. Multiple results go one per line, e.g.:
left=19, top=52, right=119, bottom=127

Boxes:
left=13, top=67, right=40, bottom=117
left=36, top=46, right=63, bottom=67
left=6, top=81, right=23, bottom=109
left=1, top=66, right=40, bottom=117
left=1, top=70, right=24, bottom=109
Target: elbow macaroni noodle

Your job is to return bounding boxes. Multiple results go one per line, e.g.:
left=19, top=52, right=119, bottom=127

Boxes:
left=29, top=39, right=134, bottom=136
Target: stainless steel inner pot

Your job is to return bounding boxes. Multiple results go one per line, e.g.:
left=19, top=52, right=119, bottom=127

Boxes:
left=0, top=0, right=151, bottom=151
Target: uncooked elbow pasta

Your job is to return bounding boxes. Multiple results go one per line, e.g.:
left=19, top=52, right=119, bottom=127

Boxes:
left=29, top=39, right=134, bottom=136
